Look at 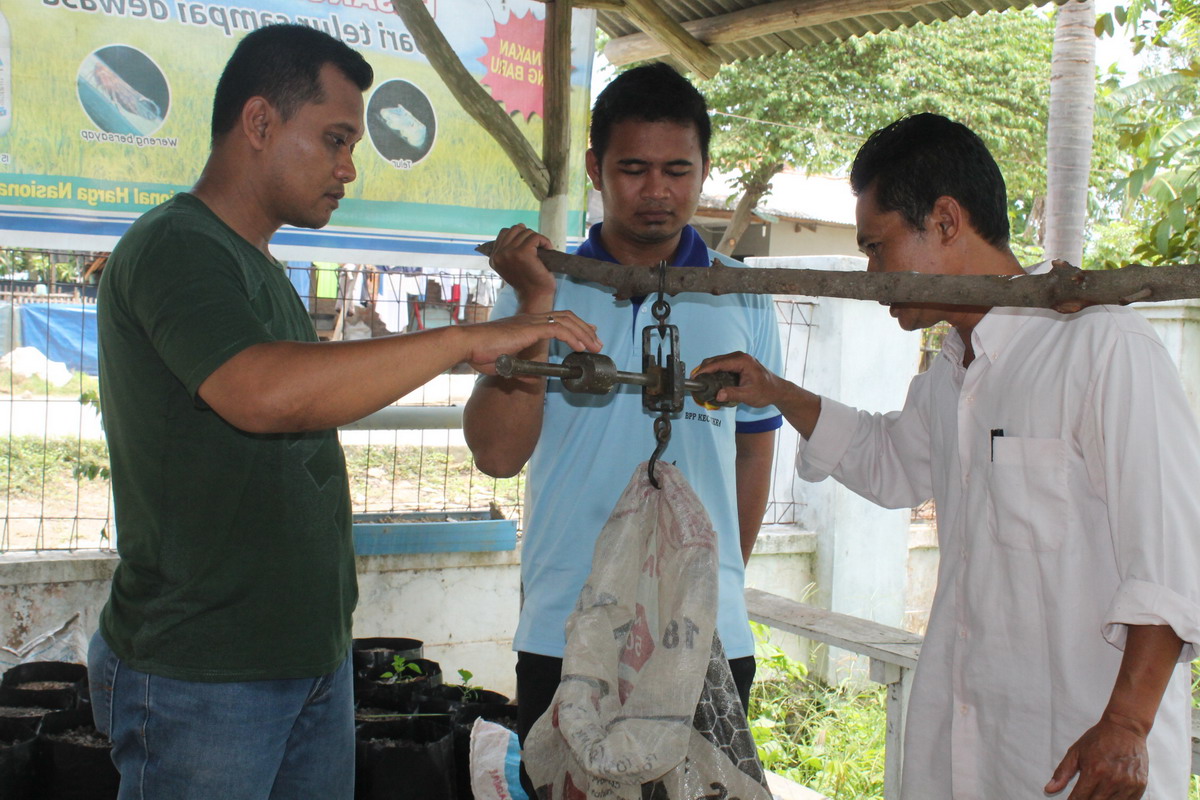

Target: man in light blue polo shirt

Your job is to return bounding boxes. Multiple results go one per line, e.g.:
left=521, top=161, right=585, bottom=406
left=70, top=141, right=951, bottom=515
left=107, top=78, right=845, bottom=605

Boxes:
left=463, top=62, right=783, bottom=795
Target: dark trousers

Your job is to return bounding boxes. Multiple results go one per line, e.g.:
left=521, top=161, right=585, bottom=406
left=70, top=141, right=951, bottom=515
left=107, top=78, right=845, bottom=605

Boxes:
left=515, top=650, right=756, bottom=797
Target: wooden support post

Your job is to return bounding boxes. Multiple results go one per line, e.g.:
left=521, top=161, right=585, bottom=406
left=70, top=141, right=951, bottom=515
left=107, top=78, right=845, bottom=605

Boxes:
left=870, top=657, right=910, bottom=799
left=539, top=0, right=573, bottom=249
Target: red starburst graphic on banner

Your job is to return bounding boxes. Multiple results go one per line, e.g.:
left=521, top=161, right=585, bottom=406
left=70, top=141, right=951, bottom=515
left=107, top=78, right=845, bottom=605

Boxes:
left=477, top=10, right=545, bottom=120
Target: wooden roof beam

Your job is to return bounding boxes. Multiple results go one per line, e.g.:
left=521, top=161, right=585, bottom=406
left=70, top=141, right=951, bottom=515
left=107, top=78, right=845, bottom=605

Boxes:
left=620, top=0, right=724, bottom=79
left=603, top=0, right=915, bottom=66
left=529, top=0, right=722, bottom=79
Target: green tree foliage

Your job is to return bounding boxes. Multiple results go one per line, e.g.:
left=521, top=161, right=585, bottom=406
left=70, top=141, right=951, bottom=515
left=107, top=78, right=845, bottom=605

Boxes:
left=1096, top=0, right=1200, bottom=53
left=1104, top=64, right=1200, bottom=262
left=1095, top=1, right=1199, bottom=264
left=699, top=9, right=1090, bottom=259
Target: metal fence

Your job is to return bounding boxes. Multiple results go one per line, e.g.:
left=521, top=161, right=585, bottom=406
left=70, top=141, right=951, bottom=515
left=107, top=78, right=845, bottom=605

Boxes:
left=0, top=249, right=817, bottom=553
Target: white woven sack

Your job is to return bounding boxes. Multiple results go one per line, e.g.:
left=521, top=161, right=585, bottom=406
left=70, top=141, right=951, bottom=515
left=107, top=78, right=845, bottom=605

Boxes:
left=524, top=462, right=770, bottom=800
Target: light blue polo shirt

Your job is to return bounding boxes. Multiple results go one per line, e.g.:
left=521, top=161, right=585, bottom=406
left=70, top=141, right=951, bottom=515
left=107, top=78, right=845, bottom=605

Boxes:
left=493, top=223, right=783, bottom=660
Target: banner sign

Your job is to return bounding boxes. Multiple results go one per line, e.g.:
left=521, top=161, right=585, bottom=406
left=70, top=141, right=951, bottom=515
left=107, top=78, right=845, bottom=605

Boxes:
left=0, top=0, right=595, bottom=266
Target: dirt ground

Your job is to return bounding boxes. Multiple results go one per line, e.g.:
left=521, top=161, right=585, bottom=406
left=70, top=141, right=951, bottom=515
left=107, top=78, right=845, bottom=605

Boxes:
left=2, top=464, right=515, bottom=553
left=2, top=483, right=113, bottom=552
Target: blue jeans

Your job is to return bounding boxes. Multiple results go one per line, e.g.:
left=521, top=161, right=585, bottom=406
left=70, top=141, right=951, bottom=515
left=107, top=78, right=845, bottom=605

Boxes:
left=88, top=630, right=354, bottom=800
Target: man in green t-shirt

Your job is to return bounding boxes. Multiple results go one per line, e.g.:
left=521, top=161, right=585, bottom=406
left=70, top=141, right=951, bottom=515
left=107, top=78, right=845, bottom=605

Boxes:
left=87, top=24, right=599, bottom=799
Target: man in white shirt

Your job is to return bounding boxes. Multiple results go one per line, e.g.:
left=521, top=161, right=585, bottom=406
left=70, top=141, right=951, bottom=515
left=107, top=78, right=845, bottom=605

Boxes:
left=695, top=113, right=1200, bottom=799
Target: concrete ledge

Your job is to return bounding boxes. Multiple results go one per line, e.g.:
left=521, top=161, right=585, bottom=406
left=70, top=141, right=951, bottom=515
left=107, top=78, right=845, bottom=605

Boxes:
left=0, top=551, right=118, bottom=586
left=0, top=526, right=819, bottom=698
left=752, top=525, right=817, bottom=555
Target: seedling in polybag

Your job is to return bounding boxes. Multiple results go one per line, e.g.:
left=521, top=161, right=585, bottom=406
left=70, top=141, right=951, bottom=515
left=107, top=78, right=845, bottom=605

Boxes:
left=380, top=655, right=423, bottom=683
left=458, top=668, right=481, bottom=702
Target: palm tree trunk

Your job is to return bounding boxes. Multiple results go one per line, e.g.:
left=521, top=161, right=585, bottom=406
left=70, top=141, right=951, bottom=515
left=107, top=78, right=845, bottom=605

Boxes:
left=1044, top=0, right=1096, bottom=266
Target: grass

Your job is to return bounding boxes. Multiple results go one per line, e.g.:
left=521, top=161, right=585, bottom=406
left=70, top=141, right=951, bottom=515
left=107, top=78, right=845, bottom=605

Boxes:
left=2, top=438, right=520, bottom=518
left=751, top=624, right=1200, bottom=799
left=2, top=436, right=520, bottom=551
left=1, top=435, right=110, bottom=495
left=750, top=623, right=886, bottom=799
left=1193, top=662, right=1199, bottom=799
left=341, top=443, right=522, bottom=517
left=0, top=368, right=100, bottom=399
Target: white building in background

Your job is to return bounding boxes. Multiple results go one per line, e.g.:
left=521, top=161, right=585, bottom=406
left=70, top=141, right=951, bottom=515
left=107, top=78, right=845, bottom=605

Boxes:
left=694, top=169, right=859, bottom=260
left=587, top=168, right=860, bottom=261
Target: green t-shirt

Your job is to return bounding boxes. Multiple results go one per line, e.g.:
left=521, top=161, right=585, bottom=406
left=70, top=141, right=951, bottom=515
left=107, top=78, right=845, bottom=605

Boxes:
left=97, top=192, right=355, bottom=682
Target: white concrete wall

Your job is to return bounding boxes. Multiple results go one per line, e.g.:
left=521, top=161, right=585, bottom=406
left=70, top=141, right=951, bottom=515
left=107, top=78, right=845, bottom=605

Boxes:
left=0, top=534, right=816, bottom=697
left=1134, top=300, right=1200, bottom=421
left=765, top=223, right=858, bottom=260
left=750, top=255, right=923, bottom=679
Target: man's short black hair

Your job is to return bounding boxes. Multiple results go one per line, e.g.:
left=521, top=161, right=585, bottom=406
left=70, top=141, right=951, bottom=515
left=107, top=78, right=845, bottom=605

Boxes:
left=589, top=62, right=711, bottom=164
left=850, top=113, right=1010, bottom=248
left=210, top=24, right=374, bottom=143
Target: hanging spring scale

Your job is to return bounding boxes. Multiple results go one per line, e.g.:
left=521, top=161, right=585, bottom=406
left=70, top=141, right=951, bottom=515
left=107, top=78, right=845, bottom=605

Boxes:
left=493, top=261, right=739, bottom=489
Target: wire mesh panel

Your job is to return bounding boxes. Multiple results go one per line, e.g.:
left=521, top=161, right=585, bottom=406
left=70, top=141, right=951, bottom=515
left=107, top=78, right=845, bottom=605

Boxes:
left=764, top=297, right=817, bottom=527
left=0, top=251, right=519, bottom=553
left=1, top=249, right=818, bottom=553
left=283, top=262, right=520, bottom=522
left=1, top=250, right=110, bottom=552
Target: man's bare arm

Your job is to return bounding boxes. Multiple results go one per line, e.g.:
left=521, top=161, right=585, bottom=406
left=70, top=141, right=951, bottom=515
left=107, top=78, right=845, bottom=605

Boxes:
left=463, top=223, right=579, bottom=478
left=199, top=312, right=600, bottom=434
left=1045, top=623, right=1185, bottom=799
left=735, top=430, right=776, bottom=564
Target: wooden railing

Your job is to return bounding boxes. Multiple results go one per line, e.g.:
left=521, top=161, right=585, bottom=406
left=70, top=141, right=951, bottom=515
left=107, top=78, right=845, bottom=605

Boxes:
left=744, top=588, right=1200, bottom=798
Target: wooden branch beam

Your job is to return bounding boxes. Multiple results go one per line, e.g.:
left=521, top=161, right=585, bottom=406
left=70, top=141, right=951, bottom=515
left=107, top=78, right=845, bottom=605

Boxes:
left=393, top=0, right=550, bottom=200
left=604, top=0, right=915, bottom=66
left=621, top=0, right=724, bottom=79
left=475, top=242, right=1200, bottom=309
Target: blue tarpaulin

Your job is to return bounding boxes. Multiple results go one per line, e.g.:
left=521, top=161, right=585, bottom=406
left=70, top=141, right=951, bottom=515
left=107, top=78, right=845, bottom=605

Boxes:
left=19, top=304, right=99, bottom=377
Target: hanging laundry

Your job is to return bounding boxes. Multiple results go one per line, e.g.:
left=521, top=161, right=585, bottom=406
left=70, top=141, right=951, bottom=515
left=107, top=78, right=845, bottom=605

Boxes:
left=379, top=272, right=409, bottom=334
left=312, top=262, right=340, bottom=299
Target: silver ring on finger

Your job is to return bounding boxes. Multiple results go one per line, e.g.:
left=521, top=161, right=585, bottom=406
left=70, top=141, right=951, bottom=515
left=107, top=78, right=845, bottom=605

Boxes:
left=546, top=315, right=554, bottom=323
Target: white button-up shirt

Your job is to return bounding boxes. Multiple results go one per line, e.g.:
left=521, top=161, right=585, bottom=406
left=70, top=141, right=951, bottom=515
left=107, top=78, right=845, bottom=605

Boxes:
left=798, top=299, right=1200, bottom=798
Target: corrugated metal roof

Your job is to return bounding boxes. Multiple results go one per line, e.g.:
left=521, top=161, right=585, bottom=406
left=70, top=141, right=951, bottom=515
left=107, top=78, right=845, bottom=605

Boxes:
left=597, top=0, right=1069, bottom=69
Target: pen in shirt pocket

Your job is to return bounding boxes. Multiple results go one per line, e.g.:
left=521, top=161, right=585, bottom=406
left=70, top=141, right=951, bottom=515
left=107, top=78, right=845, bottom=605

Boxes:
left=990, top=428, right=1004, bottom=461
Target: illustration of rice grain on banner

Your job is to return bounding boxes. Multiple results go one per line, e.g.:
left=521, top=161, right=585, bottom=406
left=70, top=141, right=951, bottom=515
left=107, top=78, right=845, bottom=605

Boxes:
left=378, top=103, right=427, bottom=149
left=77, top=52, right=163, bottom=137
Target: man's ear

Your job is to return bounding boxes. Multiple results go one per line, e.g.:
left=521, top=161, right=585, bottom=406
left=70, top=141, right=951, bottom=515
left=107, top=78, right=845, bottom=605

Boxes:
left=929, top=195, right=965, bottom=244
left=701, top=158, right=711, bottom=183
left=241, top=97, right=273, bottom=151
left=585, top=148, right=602, bottom=190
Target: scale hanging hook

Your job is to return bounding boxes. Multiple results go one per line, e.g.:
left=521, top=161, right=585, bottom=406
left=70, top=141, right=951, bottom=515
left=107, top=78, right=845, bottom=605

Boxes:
left=648, top=415, right=671, bottom=489
left=647, top=260, right=672, bottom=489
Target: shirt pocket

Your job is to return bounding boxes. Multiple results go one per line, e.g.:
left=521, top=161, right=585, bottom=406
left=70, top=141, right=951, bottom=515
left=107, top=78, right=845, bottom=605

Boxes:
left=987, top=436, right=1069, bottom=552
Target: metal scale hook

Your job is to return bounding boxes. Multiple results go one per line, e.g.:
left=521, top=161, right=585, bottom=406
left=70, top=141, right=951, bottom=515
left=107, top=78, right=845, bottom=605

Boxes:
left=490, top=262, right=741, bottom=491
left=646, top=261, right=673, bottom=489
